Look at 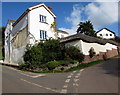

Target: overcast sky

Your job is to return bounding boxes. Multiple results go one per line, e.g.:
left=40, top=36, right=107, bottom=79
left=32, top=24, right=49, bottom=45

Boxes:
left=2, top=1, right=119, bottom=36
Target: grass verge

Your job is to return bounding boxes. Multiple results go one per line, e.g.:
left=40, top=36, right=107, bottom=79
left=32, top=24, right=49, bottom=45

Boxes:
left=66, top=60, right=104, bottom=72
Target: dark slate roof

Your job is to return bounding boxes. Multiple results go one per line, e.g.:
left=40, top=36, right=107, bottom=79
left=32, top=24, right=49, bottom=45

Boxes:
left=60, top=33, right=119, bottom=46
left=57, top=30, right=69, bottom=34
left=8, top=19, right=16, bottom=22
left=96, top=28, right=115, bottom=34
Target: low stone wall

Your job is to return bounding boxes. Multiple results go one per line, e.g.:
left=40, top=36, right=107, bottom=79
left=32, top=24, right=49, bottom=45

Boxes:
left=83, top=48, right=118, bottom=63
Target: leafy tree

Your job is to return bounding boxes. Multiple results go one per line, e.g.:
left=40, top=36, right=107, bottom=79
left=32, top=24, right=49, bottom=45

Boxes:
left=0, top=27, right=6, bottom=59
left=77, top=20, right=96, bottom=37
left=50, top=22, right=58, bottom=38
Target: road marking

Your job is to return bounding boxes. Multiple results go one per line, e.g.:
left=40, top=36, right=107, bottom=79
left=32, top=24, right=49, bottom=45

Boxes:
left=20, top=72, right=45, bottom=78
left=73, top=83, right=78, bottom=86
left=61, top=89, right=67, bottom=93
left=74, top=79, right=79, bottom=82
left=67, top=75, right=72, bottom=78
left=65, top=79, right=70, bottom=83
left=63, top=85, right=68, bottom=88
left=77, top=73, right=81, bottom=76
left=21, top=79, right=60, bottom=93
left=80, top=69, right=84, bottom=72
left=70, top=73, right=74, bottom=76
left=75, top=76, right=79, bottom=78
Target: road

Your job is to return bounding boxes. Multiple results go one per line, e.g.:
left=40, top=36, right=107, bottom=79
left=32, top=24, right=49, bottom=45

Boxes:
left=1, top=57, right=119, bottom=94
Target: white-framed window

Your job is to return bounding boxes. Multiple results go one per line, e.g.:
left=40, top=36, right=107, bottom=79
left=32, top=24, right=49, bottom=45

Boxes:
left=100, top=34, right=102, bottom=36
left=40, top=15, right=46, bottom=23
left=40, top=30, right=47, bottom=40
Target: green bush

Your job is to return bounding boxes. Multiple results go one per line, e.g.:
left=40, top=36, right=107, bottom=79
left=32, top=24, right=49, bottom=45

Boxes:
left=22, top=45, right=43, bottom=69
left=89, top=47, right=96, bottom=58
left=46, top=61, right=60, bottom=70
left=21, top=39, right=84, bottom=71
left=65, top=46, right=84, bottom=63
left=38, top=39, right=63, bottom=63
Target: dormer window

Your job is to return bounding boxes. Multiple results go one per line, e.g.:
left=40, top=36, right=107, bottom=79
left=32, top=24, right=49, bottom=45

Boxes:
left=40, top=15, right=46, bottom=23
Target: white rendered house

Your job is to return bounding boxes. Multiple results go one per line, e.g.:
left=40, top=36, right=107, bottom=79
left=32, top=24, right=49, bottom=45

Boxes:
left=96, top=28, right=115, bottom=39
left=4, top=3, right=69, bottom=64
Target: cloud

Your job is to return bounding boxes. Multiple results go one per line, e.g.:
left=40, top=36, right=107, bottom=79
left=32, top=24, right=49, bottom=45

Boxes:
left=59, top=4, right=84, bottom=35
left=85, top=1, right=118, bottom=29
left=59, top=1, right=118, bottom=35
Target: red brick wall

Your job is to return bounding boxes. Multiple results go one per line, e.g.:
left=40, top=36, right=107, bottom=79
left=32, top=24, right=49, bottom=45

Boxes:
left=82, top=48, right=118, bottom=63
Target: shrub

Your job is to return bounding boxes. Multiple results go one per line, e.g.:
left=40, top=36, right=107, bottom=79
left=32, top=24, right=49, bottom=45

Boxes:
left=46, top=61, right=60, bottom=70
left=65, top=46, right=84, bottom=63
left=22, top=45, right=43, bottom=69
left=21, top=39, right=84, bottom=71
left=89, top=47, right=96, bottom=58
left=38, top=39, right=63, bottom=63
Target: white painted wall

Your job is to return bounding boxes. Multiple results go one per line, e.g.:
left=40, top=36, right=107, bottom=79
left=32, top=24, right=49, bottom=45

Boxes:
left=81, top=40, right=117, bottom=55
left=65, top=40, right=83, bottom=52
left=28, top=6, right=55, bottom=43
left=97, top=29, right=115, bottom=39
left=64, top=40, right=117, bottom=55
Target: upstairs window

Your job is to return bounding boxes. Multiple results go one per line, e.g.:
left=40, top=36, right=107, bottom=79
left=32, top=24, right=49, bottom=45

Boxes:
left=110, top=34, right=112, bottom=36
left=100, top=34, right=102, bottom=36
left=40, top=30, right=47, bottom=40
left=61, top=35, right=64, bottom=38
left=106, top=34, right=108, bottom=36
left=40, top=15, right=46, bottom=23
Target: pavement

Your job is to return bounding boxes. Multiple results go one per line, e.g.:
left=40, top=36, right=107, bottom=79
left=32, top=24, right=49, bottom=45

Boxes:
left=1, top=57, right=119, bottom=94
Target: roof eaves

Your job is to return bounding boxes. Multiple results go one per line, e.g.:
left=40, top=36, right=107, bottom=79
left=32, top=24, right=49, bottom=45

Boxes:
left=96, top=28, right=115, bottom=34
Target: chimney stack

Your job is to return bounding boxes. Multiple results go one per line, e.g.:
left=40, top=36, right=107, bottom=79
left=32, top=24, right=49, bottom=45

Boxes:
left=48, top=6, right=52, bottom=11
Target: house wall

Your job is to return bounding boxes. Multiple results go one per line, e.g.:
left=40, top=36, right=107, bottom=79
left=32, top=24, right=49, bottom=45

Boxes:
left=97, top=29, right=115, bottom=39
left=65, top=40, right=83, bottom=52
left=5, top=15, right=28, bottom=64
left=28, top=6, right=55, bottom=43
left=4, top=20, right=14, bottom=63
left=10, top=46, right=26, bottom=64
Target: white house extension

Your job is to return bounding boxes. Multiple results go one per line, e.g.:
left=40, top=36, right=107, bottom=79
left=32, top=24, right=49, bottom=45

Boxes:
left=60, top=34, right=119, bottom=63
left=96, top=28, right=115, bottom=39
left=4, top=3, right=69, bottom=64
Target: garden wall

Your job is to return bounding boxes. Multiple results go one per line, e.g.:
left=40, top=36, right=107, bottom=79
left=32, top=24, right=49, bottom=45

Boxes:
left=83, top=48, right=118, bottom=63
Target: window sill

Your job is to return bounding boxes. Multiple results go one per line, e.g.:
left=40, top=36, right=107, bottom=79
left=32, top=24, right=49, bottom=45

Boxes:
left=39, top=21, right=48, bottom=24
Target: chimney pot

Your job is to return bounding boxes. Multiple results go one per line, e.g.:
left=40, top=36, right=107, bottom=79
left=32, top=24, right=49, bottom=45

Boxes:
left=48, top=6, right=52, bottom=11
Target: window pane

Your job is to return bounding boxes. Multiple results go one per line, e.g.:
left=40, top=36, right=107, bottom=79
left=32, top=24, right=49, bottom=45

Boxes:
left=40, top=15, right=46, bottom=23
left=45, top=31, right=47, bottom=39
left=40, top=30, right=42, bottom=39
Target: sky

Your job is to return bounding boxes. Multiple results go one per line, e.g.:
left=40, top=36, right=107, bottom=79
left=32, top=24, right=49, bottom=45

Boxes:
left=2, top=1, right=119, bottom=36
